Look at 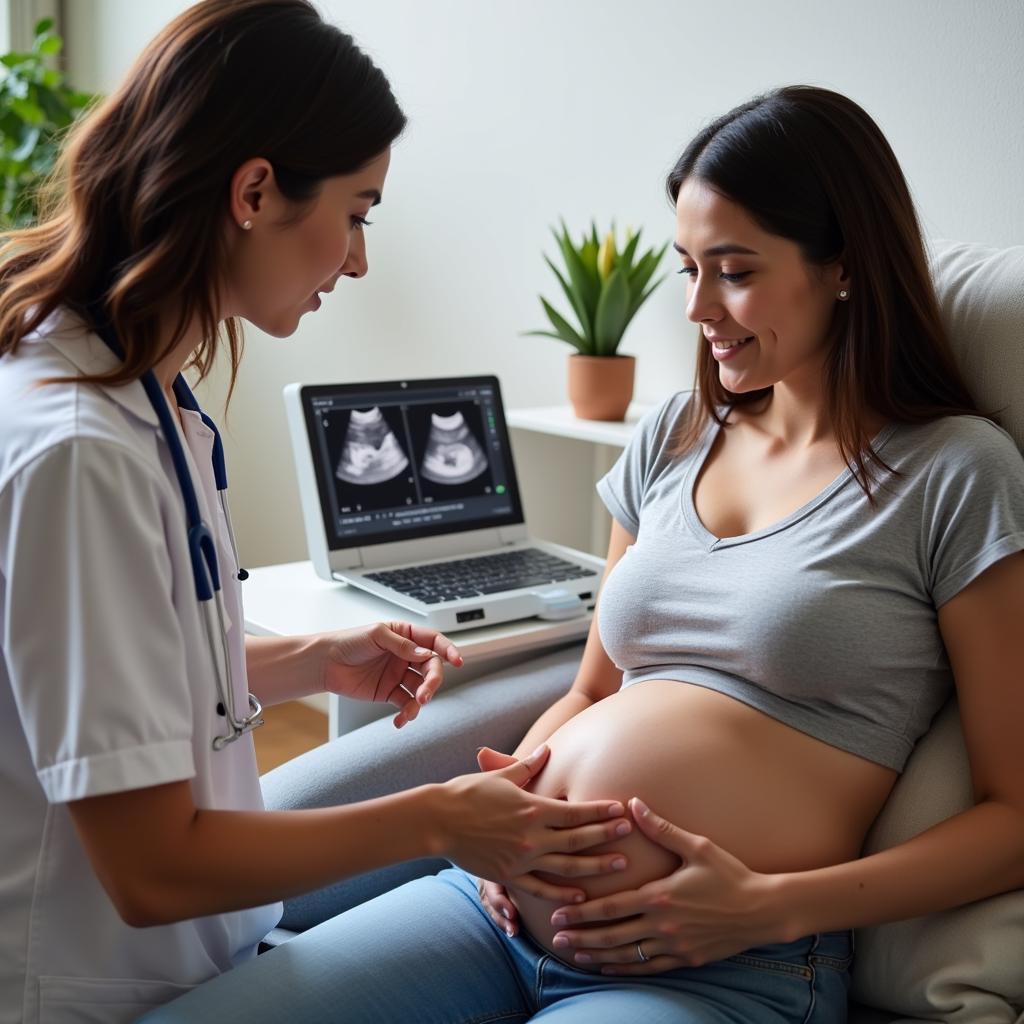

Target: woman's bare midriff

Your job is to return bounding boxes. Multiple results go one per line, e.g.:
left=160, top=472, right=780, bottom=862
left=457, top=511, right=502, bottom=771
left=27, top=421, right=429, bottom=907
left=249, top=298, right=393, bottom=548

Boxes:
left=514, top=679, right=897, bottom=961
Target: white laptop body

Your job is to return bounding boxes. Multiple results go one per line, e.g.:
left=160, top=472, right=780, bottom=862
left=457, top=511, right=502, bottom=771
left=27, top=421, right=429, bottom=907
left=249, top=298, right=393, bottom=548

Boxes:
left=284, top=376, right=605, bottom=632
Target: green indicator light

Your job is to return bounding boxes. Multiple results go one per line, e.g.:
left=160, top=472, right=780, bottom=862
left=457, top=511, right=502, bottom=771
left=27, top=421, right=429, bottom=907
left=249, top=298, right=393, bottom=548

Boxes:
left=496, top=484, right=506, bottom=494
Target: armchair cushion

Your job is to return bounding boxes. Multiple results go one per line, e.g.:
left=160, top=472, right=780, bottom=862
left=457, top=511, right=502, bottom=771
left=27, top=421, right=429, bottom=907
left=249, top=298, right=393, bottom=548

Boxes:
left=850, top=700, right=1024, bottom=1021
left=927, top=238, right=1024, bottom=449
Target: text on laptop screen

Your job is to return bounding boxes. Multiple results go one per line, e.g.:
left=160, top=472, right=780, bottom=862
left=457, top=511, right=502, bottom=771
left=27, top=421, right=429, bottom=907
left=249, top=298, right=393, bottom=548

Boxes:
left=300, top=377, right=525, bottom=549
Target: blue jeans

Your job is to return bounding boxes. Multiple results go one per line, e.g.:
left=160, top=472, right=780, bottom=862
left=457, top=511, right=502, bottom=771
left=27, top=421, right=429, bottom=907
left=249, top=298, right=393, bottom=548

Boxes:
left=142, top=868, right=852, bottom=1023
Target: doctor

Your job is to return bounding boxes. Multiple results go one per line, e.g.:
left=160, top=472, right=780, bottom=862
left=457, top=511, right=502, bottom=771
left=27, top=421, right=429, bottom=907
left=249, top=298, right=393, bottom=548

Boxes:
left=0, top=2, right=632, bottom=1021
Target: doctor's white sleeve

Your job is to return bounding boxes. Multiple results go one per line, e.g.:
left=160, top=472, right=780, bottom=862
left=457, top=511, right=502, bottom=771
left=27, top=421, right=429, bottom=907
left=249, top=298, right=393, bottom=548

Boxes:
left=0, top=438, right=196, bottom=803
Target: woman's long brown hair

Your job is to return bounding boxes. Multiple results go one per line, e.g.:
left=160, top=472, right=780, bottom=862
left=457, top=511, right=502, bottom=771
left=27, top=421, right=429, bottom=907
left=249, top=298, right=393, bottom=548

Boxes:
left=666, top=85, right=986, bottom=496
left=0, top=0, right=405, bottom=400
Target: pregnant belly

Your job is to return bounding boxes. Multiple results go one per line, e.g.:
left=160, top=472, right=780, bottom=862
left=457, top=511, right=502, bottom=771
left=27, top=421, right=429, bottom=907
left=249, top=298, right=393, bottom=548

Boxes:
left=514, top=679, right=895, bottom=959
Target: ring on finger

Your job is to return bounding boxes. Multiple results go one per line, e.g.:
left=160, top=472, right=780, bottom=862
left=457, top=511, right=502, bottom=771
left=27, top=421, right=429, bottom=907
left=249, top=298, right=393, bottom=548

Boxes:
left=636, top=940, right=650, bottom=963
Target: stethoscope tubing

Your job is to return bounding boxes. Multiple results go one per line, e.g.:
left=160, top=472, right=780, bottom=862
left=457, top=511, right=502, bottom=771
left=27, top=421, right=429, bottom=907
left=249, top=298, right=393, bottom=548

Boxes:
left=90, top=312, right=262, bottom=748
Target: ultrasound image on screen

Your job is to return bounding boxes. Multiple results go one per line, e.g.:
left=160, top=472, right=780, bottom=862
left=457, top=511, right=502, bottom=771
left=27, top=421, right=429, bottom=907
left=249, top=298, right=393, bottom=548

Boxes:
left=407, top=401, right=494, bottom=501
left=321, top=406, right=417, bottom=512
left=335, top=407, right=408, bottom=484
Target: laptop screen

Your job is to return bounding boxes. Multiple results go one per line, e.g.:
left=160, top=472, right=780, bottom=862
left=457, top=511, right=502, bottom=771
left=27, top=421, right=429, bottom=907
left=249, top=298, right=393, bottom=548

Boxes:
left=297, top=376, right=525, bottom=549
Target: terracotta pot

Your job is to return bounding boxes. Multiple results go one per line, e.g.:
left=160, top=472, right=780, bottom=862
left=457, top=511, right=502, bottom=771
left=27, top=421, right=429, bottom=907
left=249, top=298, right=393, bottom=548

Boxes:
left=567, top=354, right=636, bottom=421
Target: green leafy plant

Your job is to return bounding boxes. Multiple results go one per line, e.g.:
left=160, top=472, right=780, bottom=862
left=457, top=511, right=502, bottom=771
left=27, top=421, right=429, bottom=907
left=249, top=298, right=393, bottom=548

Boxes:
left=0, top=18, right=96, bottom=227
left=525, top=221, right=669, bottom=357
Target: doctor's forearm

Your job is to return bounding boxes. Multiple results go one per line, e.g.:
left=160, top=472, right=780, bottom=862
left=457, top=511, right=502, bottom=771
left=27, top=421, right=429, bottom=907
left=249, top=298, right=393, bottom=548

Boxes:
left=158, top=800, right=439, bottom=924
left=245, top=633, right=324, bottom=705
left=71, top=779, right=444, bottom=927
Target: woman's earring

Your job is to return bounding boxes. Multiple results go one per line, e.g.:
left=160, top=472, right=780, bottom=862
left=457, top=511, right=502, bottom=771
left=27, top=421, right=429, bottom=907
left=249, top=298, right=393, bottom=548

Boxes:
left=838, top=288, right=849, bottom=300
left=241, top=219, right=253, bottom=231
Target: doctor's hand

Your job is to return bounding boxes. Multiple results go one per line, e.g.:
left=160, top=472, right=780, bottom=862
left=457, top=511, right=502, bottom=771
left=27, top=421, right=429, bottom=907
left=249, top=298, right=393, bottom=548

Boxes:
left=437, top=745, right=632, bottom=888
left=474, top=746, right=632, bottom=936
left=320, top=621, right=463, bottom=729
left=547, top=798, right=775, bottom=973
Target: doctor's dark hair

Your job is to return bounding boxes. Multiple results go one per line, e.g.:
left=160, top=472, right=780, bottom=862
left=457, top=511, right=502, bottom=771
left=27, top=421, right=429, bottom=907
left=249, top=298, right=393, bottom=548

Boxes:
left=0, top=0, right=405, bottom=399
left=666, top=85, right=983, bottom=495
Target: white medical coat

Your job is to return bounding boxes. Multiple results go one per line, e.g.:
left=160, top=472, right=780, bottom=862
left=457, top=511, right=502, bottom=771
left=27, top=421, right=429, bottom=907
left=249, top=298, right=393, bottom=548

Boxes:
left=0, top=309, right=281, bottom=1023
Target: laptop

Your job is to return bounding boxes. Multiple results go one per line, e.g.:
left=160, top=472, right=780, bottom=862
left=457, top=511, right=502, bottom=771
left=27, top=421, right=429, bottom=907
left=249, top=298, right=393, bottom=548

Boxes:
left=283, top=376, right=605, bottom=631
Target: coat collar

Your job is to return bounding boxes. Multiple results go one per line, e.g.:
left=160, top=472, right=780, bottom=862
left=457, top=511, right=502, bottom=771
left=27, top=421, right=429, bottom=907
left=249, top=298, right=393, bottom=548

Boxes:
left=36, top=307, right=161, bottom=428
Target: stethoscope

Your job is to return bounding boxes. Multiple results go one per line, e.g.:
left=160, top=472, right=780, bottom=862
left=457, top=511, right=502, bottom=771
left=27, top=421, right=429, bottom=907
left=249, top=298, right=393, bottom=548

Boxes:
left=92, top=314, right=264, bottom=750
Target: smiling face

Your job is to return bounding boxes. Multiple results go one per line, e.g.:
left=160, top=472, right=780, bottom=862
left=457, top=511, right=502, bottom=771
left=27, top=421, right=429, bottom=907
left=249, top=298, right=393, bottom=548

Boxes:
left=675, top=177, right=847, bottom=396
left=223, top=148, right=391, bottom=337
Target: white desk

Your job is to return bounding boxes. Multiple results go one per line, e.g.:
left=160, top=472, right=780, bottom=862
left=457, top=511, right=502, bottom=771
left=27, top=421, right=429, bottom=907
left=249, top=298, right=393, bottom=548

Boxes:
left=243, top=561, right=594, bottom=738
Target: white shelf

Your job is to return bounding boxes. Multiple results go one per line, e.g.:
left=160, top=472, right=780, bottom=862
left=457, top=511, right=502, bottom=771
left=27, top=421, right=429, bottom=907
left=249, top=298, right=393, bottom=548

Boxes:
left=507, top=404, right=650, bottom=448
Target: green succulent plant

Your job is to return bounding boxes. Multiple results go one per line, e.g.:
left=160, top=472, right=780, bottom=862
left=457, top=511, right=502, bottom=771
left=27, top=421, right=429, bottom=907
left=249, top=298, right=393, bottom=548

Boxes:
left=0, top=18, right=96, bottom=227
left=525, top=220, right=669, bottom=357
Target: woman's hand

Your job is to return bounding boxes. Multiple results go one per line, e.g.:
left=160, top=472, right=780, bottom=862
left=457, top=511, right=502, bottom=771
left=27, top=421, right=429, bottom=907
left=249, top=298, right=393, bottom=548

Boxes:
left=548, top=798, right=778, bottom=973
left=477, top=878, right=518, bottom=936
left=477, top=873, right=596, bottom=938
left=473, top=747, right=624, bottom=935
left=321, top=622, right=462, bottom=728
left=436, top=746, right=633, bottom=885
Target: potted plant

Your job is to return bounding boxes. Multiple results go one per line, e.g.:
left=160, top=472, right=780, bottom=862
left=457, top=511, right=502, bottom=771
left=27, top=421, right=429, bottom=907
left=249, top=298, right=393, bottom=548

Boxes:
left=525, top=220, right=668, bottom=420
left=0, top=18, right=96, bottom=227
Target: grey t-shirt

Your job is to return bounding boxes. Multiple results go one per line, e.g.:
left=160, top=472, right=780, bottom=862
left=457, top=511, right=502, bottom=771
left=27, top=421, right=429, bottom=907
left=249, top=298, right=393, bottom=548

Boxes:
left=596, top=391, right=1024, bottom=770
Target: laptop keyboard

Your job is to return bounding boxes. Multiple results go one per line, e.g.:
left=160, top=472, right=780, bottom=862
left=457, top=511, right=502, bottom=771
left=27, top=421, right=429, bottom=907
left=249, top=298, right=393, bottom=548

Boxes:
left=363, top=548, right=599, bottom=604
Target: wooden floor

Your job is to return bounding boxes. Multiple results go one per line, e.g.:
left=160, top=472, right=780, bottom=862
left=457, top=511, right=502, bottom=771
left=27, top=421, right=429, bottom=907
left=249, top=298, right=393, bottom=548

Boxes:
left=253, top=700, right=329, bottom=775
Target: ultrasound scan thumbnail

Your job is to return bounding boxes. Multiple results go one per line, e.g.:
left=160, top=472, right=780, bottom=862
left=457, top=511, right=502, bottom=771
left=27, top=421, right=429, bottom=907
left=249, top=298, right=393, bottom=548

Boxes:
left=335, top=406, right=409, bottom=486
left=420, top=410, right=488, bottom=485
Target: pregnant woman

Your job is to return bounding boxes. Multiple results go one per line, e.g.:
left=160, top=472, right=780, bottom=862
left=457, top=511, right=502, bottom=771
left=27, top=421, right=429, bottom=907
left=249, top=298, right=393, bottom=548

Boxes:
left=145, top=84, right=1024, bottom=1024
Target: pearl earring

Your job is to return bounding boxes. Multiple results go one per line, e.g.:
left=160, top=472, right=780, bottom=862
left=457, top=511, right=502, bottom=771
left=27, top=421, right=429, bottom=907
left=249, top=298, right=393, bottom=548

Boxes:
left=838, top=289, right=849, bottom=300
left=241, top=219, right=253, bottom=230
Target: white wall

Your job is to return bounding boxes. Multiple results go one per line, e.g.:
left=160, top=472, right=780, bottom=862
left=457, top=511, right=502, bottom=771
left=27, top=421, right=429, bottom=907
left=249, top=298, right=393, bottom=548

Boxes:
left=64, top=0, right=1024, bottom=566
